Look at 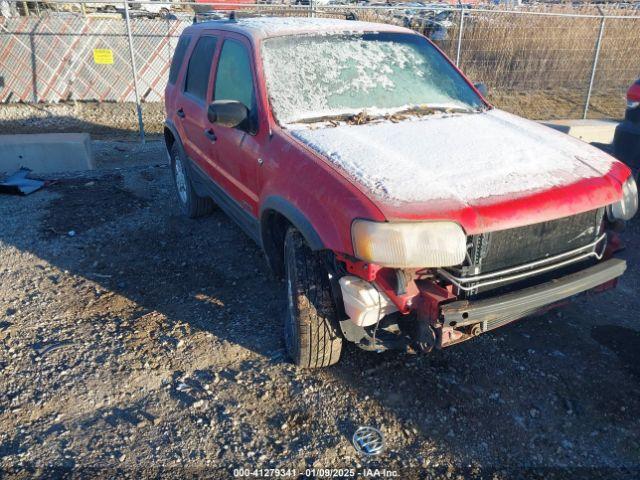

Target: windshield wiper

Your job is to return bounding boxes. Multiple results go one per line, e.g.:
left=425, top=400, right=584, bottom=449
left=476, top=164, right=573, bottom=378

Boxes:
left=294, top=111, right=374, bottom=125
left=394, top=105, right=476, bottom=116
left=293, top=104, right=480, bottom=125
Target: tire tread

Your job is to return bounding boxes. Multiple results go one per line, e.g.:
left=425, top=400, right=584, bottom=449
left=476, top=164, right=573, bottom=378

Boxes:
left=285, top=228, right=342, bottom=368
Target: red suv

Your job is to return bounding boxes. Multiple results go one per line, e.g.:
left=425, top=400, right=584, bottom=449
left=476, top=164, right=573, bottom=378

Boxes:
left=164, top=17, right=638, bottom=368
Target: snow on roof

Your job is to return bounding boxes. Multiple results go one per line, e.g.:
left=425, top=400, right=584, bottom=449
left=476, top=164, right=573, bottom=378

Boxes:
left=290, top=109, right=617, bottom=205
left=196, top=16, right=411, bottom=38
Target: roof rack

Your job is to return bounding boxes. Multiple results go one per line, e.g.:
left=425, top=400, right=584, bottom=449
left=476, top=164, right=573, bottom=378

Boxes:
left=192, top=10, right=238, bottom=24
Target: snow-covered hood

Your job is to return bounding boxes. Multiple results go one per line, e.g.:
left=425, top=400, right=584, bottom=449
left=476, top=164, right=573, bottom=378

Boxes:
left=290, top=109, right=628, bottom=232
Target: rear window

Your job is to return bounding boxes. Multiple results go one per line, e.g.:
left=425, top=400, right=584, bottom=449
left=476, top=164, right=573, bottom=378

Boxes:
left=184, top=35, right=218, bottom=101
left=168, top=35, right=191, bottom=85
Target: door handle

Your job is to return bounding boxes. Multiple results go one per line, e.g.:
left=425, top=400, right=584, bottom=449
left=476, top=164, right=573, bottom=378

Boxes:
left=176, top=108, right=185, bottom=118
left=204, top=128, right=217, bottom=142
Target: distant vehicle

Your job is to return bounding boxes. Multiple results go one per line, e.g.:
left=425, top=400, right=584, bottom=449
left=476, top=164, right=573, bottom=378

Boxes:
left=395, top=7, right=455, bottom=40
left=192, top=0, right=255, bottom=13
left=194, top=10, right=227, bottom=21
left=627, top=79, right=640, bottom=117
left=164, top=17, right=635, bottom=368
left=424, top=9, right=454, bottom=40
left=290, top=0, right=333, bottom=5
left=54, top=0, right=176, bottom=17
left=130, top=0, right=174, bottom=16
left=613, top=78, right=640, bottom=171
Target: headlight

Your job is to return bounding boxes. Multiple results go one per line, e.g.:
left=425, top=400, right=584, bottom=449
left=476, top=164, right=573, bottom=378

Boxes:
left=351, top=220, right=467, bottom=268
left=608, top=175, right=638, bottom=221
left=627, top=100, right=640, bottom=109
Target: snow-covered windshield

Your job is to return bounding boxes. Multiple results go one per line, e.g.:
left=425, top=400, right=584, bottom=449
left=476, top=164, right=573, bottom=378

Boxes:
left=261, top=32, right=484, bottom=125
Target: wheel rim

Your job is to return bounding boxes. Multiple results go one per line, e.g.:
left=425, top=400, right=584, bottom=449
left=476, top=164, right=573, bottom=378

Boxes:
left=174, top=155, right=188, bottom=204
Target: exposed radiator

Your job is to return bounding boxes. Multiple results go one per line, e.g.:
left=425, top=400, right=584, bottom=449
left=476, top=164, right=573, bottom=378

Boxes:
left=448, top=208, right=605, bottom=297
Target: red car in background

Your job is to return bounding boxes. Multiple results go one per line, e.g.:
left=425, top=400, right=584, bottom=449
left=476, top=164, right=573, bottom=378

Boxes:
left=614, top=78, right=640, bottom=170
left=164, top=17, right=637, bottom=368
left=192, top=0, right=255, bottom=12
left=626, top=78, right=640, bottom=114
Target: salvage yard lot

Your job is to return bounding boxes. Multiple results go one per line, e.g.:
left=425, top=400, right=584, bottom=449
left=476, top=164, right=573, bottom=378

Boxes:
left=1, top=141, right=639, bottom=478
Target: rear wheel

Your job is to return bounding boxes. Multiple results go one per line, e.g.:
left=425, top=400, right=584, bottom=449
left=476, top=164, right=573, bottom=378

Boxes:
left=284, top=228, right=342, bottom=368
left=170, top=143, right=214, bottom=218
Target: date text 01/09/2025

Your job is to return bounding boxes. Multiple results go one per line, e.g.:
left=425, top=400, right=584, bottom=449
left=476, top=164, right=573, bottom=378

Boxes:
left=232, top=468, right=401, bottom=478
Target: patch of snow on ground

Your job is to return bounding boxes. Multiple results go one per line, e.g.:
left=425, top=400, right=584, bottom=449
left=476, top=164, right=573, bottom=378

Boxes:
left=290, top=109, right=616, bottom=205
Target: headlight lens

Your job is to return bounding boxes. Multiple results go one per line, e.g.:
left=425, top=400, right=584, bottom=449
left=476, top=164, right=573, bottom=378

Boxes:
left=351, top=220, right=467, bottom=268
left=608, top=175, right=638, bottom=221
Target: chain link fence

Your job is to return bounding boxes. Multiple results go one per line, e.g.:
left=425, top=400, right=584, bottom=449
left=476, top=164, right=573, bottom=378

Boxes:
left=1, top=1, right=639, bottom=140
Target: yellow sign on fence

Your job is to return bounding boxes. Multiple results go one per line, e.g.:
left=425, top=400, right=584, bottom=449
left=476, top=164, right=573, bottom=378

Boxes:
left=93, top=49, right=114, bottom=65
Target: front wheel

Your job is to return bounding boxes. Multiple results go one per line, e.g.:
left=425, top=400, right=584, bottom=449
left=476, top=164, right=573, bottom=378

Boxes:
left=284, top=228, right=342, bottom=368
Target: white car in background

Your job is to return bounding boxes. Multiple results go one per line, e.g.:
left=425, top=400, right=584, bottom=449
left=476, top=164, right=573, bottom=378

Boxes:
left=83, top=0, right=174, bottom=16
left=130, top=0, right=175, bottom=16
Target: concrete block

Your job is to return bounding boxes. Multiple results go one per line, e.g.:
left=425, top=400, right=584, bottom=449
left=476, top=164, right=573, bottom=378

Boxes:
left=0, top=133, right=94, bottom=175
left=542, top=119, right=619, bottom=145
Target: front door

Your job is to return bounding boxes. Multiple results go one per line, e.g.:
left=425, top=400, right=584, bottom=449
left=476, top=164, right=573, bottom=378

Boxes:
left=206, top=34, right=263, bottom=218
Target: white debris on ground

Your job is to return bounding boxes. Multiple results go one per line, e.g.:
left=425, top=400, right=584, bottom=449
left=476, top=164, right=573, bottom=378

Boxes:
left=290, top=109, right=617, bottom=204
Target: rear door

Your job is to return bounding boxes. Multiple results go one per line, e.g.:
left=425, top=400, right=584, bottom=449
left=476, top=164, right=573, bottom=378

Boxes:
left=175, top=33, right=219, bottom=176
left=207, top=33, right=264, bottom=218
left=164, top=34, right=191, bottom=123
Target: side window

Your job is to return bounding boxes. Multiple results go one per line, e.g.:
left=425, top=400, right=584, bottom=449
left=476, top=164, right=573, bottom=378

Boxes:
left=214, top=39, right=256, bottom=129
left=168, top=35, right=190, bottom=85
left=184, top=35, right=217, bottom=101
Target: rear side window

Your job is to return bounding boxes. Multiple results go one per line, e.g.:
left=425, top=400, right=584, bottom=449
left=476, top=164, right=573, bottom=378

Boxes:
left=184, top=35, right=218, bottom=101
left=168, top=35, right=190, bottom=85
left=214, top=40, right=255, bottom=115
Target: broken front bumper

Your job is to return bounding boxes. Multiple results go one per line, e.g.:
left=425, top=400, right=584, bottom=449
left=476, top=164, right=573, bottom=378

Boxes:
left=438, top=258, right=626, bottom=346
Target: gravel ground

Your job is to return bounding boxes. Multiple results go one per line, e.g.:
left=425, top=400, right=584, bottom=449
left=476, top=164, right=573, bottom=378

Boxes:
left=1, top=141, right=639, bottom=479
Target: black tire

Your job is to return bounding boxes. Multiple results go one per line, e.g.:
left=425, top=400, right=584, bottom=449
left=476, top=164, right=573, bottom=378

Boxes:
left=169, top=143, right=214, bottom=218
left=284, top=228, right=342, bottom=368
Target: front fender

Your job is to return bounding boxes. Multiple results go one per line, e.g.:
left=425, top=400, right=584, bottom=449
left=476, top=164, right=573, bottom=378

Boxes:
left=260, top=196, right=325, bottom=251
left=258, top=129, right=386, bottom=259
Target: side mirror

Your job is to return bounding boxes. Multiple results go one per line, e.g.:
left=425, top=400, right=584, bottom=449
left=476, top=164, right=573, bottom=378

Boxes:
left=474, top=82, right=488, bottom=97
left=208, top=100, right=249, bottom=129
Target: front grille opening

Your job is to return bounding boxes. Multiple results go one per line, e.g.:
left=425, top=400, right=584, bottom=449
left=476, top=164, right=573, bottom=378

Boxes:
left=446, top=208, right=605, bottom=298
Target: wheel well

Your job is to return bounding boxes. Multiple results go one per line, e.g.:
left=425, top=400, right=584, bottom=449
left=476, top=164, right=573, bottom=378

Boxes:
left=164, top=127, right=176, bottom=152
left=261, top=209, right=293, bottom=278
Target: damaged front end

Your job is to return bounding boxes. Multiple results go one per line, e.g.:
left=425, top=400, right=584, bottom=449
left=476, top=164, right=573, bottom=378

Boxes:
left=332, top=209, right=628, bottom=353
